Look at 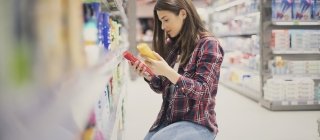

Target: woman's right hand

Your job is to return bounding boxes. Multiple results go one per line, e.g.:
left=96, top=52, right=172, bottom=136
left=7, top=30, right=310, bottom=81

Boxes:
left=128, top=61, right=152, bottom=81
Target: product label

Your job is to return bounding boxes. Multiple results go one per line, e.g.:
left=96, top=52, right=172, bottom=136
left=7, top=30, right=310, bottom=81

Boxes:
left=273, top=0, right=294, bottom=21
left=293, top=0, right=314, bottom=21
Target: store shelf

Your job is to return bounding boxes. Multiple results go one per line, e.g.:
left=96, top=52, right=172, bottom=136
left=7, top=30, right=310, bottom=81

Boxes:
left=272, top=49, right=320, bottom=54
left=213, top=0, right=246, bottom=12
left=271, top=74, right=320, bottom=80
left=216, top=11, right=260, bottom=23
left=216, top=31, right=258, bottom=37
left=260, top=99, right=320, bottom=111
left=101, top=0, right=128, bottom=28
left=220, top=80, right=261, bottom=102
left=236, top=11, right=260, bottom=19
left=104, top=82, right=126, bottom=139
left=96, top=42, right=129, bottom=75
left=69, top=42, right=128, bottom=133
left=272, top=21, right=320, bottom=26
left=224, top=64, right=260, bottom=76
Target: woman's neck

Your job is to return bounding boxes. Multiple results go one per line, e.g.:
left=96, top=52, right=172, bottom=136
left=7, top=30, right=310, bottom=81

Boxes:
left=169, top=34, right=180, bottom=43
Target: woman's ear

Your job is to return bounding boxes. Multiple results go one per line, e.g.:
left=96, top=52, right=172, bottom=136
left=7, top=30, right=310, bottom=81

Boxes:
left=179, top=9, right=187, bottom=19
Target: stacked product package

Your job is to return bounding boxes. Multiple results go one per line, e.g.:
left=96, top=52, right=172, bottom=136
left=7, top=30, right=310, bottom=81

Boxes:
left=316, top=84, right=320, bottom=100
left=271, top=30, right=320, bottom=50
left=271, top=30, right=290, bottom=50
left=264, top=78, right=315, bottom=101
left=269, top=57, right=320, bottom=75
left=290, top=30, right=320, bottom=50
left=272, top=0, right=320, bottom=21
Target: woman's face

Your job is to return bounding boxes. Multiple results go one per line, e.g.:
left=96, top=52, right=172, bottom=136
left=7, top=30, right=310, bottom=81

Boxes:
left=157, top=10, right=186, bottom=38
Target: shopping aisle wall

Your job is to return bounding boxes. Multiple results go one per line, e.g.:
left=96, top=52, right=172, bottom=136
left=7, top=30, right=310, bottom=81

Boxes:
left=124, top=75, right=320, bottom=140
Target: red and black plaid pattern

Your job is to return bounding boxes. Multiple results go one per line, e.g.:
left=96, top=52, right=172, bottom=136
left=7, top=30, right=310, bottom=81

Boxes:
left=146, top=36, right=224, bottom=135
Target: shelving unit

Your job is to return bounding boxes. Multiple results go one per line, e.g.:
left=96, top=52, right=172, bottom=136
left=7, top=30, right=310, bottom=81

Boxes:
left=220, top=80, right=261, bottom=101
left=260, top=0, right=320, bottom=111
left=79, top=0, right=131, bottom=139
left=272, top=21, right=320, bottom=26
left=212, top=0, right=248, bottom=12
left=211, top=0, right=320, bottom=111
left=259, top=0, right=320, bottom=111
left=272, top=49, right=320, bottom=54
left=0, top=0, right=131, bottom=139
left=211, top=0, right=262, bottom=102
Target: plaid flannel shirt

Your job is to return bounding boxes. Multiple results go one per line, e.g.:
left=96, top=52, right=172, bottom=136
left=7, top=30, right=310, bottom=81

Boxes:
left=145, top=36, right=224, bottom=135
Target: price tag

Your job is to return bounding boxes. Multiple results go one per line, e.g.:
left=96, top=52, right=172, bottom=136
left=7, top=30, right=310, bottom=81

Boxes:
left=291, top=101, right=298, bottom=105
left=307, top=101, right=314, bottom=105
left=281, top=101, right=289, bottom=105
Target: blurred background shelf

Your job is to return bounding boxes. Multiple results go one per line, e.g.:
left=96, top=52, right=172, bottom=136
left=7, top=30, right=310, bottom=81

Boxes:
left=260, top=99, right=320, bottom=111
left=220, top=80, right=261, bottom=102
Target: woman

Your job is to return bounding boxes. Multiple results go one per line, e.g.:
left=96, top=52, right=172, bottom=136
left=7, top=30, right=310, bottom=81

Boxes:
left=129, top=0, right=224, bottom=139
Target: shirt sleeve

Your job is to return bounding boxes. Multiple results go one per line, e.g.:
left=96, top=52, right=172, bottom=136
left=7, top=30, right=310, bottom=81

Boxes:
left=174, top=39, right=224, bottom=100
left=144, top=75, right=164, bottom=94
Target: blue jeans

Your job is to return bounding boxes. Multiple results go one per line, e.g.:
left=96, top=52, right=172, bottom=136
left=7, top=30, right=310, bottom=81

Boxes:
left=144, top=121, right=216, bottom=140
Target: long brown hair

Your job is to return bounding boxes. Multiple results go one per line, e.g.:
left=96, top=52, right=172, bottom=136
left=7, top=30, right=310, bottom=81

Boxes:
left=153, top=0, right=210, bottom=66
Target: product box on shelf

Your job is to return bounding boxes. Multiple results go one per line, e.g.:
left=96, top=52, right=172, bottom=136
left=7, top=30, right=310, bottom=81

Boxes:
left=307, top=30, right=320, bottom=49
left=290, top=30, right=304, bottom=49
left=273, top=30, right=320, bottom=50
left=316, top=84, right=320, bottom=100
left=293, top=0, right=314, bottom=21
left=264, top=78, right=316, bottom=101
left=269, top=56, right=288, bottom=75
left=271, top=30, right=290, bottom=50
left=264, top=78, right=286, bottom=101
left=287, top=61, right=307, bottom=74
left=314, top=0, right=320, bottom=20
left=272, top=0, right=294, bottom=21
left=284, top=80, right=300, bottom=100
left=298, top=78, right=315, bottom=100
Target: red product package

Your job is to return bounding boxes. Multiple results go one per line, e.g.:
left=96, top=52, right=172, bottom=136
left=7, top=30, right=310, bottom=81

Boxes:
left=123, top=51, right=154, bottom=76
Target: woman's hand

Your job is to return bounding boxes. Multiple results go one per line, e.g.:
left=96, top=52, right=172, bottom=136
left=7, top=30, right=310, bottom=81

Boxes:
left=143, top=52, right=171, bottom=76
left=143, top=52, right=181, bottom=84
left=128, top=61, right=152, bottom=81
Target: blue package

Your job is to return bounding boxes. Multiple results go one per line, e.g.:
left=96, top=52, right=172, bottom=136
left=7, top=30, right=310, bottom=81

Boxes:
left=101, top=13, right=110, bottom=50
left=98, top=13, right=104, bottom=47
left=273, top=0, right=294, bottom=21
left=91, top=2, right=101, bottom=20
left=293, top=0, right=314, bottom=20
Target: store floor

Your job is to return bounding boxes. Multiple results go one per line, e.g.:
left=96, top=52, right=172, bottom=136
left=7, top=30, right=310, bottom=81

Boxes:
left=124, top=77, right=320, bottom=140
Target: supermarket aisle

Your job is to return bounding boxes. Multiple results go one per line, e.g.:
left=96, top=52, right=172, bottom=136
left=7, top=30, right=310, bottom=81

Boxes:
left=124, top=77, right=320, bottom=140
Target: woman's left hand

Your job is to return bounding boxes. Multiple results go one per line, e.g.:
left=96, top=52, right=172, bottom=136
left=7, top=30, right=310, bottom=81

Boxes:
left=142, top=52, right=171, bottom=77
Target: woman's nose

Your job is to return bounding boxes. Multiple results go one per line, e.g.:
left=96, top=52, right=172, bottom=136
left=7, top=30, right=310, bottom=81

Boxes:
left=161, top=23, right=165, bottom=30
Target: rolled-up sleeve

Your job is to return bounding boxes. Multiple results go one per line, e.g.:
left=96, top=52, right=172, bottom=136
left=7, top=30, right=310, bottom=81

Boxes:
left=174, top=39, right=223, bottom=100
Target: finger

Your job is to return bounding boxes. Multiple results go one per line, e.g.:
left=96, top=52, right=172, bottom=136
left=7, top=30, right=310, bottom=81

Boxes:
left=128, top=61, right=134, bottom=66
left=134, top=61, right=140, bottom=69
left=144, top=60, right=153, bottom=69
left=143, top=71, right=150, bottom=77
left=145, top=57, right=155, bottom=65
left=153, top=52, right=163, bottom=61
left=139, top=62, right=145, bottom=69
left=141, top=67, right=147, bottom=76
